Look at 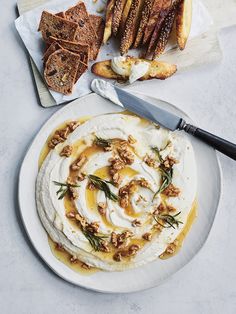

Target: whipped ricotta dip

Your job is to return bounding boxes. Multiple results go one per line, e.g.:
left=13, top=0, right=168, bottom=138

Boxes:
left=111, top=56, right=150, bottom=83
left=36, top=113, right=197, bottom=271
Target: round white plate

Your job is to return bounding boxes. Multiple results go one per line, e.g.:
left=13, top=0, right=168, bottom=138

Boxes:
left=18, top=93, right=222, bottom=293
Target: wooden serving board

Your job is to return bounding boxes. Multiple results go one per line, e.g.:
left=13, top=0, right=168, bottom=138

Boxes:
left=17, top=0, right=236, bottom=108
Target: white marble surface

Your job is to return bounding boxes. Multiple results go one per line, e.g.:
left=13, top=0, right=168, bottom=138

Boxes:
left=1, top=1, right=236, bottom=313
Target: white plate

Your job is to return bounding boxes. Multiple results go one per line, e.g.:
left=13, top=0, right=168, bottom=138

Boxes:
left=18, top=93, right=222, bottom=293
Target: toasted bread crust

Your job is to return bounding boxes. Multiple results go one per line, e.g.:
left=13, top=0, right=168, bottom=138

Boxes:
left=112, top=0, right=127, bottom=36
left=91, top=57, right=177, bottom=81
left=103, top=0, right=116, bottom=43
left=176, top=0, right=192, bottom=50
left=48, top=36, right=89, bottom=63
left=65, top=2, right=97, bottom=45
left=119, top=0, right=132, bottom=35
left=38, top=11, right=78, bottom=42
left=133, top=0, right=154, bottom=48
left=142, top=0, right=164, bottom=45
left=152, top=7, right=176, bottom=59
left=43, top=41, right=62, bottom=65
left=89, top=15, right=104, bottom=60
left=44, top=48, right=82, bottom=95
left=55, top=11, right=66, bottom=18
left=120, top=0, right=145, bottom=55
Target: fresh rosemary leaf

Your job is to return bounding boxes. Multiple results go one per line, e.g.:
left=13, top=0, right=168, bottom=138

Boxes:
left=88, top=175, right=119, bottom=202
left=82, top=229, right=108, bottom=251
left=152, top=167, right=173, bottom=200
left=94, top=136, right=112, bottom=148
left=53, top=181, right=79, bottom=200
left=151, top=146, right=163, bottom=163
left=154, top=211, right=183, bottom=229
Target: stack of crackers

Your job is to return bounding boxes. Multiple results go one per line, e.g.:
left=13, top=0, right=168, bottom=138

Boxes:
left=38, top=2, right=104, bottom=95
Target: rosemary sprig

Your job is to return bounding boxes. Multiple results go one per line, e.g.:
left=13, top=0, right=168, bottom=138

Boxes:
left=53, top=181, right=79, bottom=200
left=153, top=211, right=183, bottom=229
left=88, top=175, right=119, bottom=202
left=82, top=229, right=108, bottom=251
left=151, top=146, right=163, bottom=163
left=94, top=136, right=112, bottom=148
left=151, top=146, right=173, bottom=200
left=153, top=167, right=173, bottom=200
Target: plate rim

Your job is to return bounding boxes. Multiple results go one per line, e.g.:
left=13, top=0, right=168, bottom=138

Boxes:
left=18, top=92, right=222, bottom=293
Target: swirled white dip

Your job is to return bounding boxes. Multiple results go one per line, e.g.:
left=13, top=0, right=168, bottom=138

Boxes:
left=36, top=114, right=197, bottom=271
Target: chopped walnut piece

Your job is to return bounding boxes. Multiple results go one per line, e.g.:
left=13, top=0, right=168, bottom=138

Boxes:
left=132, top=219, right=142, bottom=227
left=128, top=135, right=136, bottom=144
left=77, top=172, right=86, bottom=181
left=153, top=203, right=165, bottom=215
left=87, top=222, right=100, bottom=234
left=48, top=127, right=70, bottom=149
left=112, top=172, right=122, bottom=186
left=111, top=230, right=133, bottom=248
left=142, top=232, right=152, bottom=241
left=144, top=154, right=159, bottom=169
left=165, top=243, right=176, bottom=254
left=81, top=262, right=91, bottom=269
left=109, top=156, right=125, bottom=172
left=128, top=244, right=140, bottom=256
left=67, top=121, right=80, bottom=132
left=75, top=214, right=87, bottom=228
left=70, top=256, right=78, bottom=264
left=98, top=202, right=107, bottom=216
left=138, top=178, right=150, bottom=188
left=163, top=156, right=178, bottom=169
left=69, top=187, right=78, bottom=200
left=66, top=211, right=76, bottom=219
left=55, top=243, right=64, bottom=251
left=120, top=194, right=129, bottom=208
left=167, top=205, right=176, bottom=212
left=113, top=251, right=122, bottom=262
left=71, top=155, right=87, bottom=171
left=100, top=241, right=110, bottom=253
left=87, top=182, right=96, bottom=190
left=117, top=143, right=135, bottom=165
left=162, top=183, right=180, bottom=197
left=60, top=145, right=73, bottom=157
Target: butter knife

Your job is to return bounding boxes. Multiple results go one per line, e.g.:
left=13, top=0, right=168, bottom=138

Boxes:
left=91, top=79, right=236, bottom=160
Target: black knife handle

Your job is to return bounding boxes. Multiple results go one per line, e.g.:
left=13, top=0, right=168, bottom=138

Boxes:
left=179, top=119, right=236, bottom=160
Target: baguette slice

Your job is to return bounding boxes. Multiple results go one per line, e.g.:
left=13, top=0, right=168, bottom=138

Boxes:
left=112, top=0, right=127, bottom=36
left=133, top=0, right=154, bottom=48
left=142, top=0, right=164, bottom=45
left=176, top=0, right=192, bottom=50
left=91, top=57, right=177, bottom=81
left=145, top=0, right=172, bottom=56
left=89, top=15, right=104, bottom=60
left=65, top=2, right=97, bottom=45
left=44, top=49, right=83, bottom=95
left=103, top=0, right=116, bottom=43
left=152, top=7, right=176, bottom=59
left=119, top=0, right=132, bottom=35
left=38, top=11, right=78, bottom=42
left=120, top=0, right=145, bottom=55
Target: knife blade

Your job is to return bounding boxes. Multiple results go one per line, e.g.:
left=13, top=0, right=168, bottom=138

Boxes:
left=91, top=79, right=236, bottom=160
left=114, top=85, right=181, bottom=131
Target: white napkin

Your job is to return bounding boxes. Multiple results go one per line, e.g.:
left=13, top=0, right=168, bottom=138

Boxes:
left=15, top=0, right=213, bottom=105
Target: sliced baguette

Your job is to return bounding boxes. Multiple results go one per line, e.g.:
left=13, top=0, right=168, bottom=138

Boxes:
left=176, top=0, right=192, bottom=50
left=103, top=0, right=116, bottom=43
left=89, top=15, right=104, bottom=60
left=133, top=0, right=154, bottom=48
left=44, top=48, right=82, bottom=95
left=91, top=57, right=177, bottom=81
left=112, top=0, right=127, bottom=36
left=120, top=0, right=145, bottom=55
left=142, top=0, right=164, bottom=45
left=145, top=0, right=172, bottom=57
left=38, top=11, right=78, bottom=42
left=65, top=2, right=97, bottom=45
left=119, top=0, right=133, bottom=38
